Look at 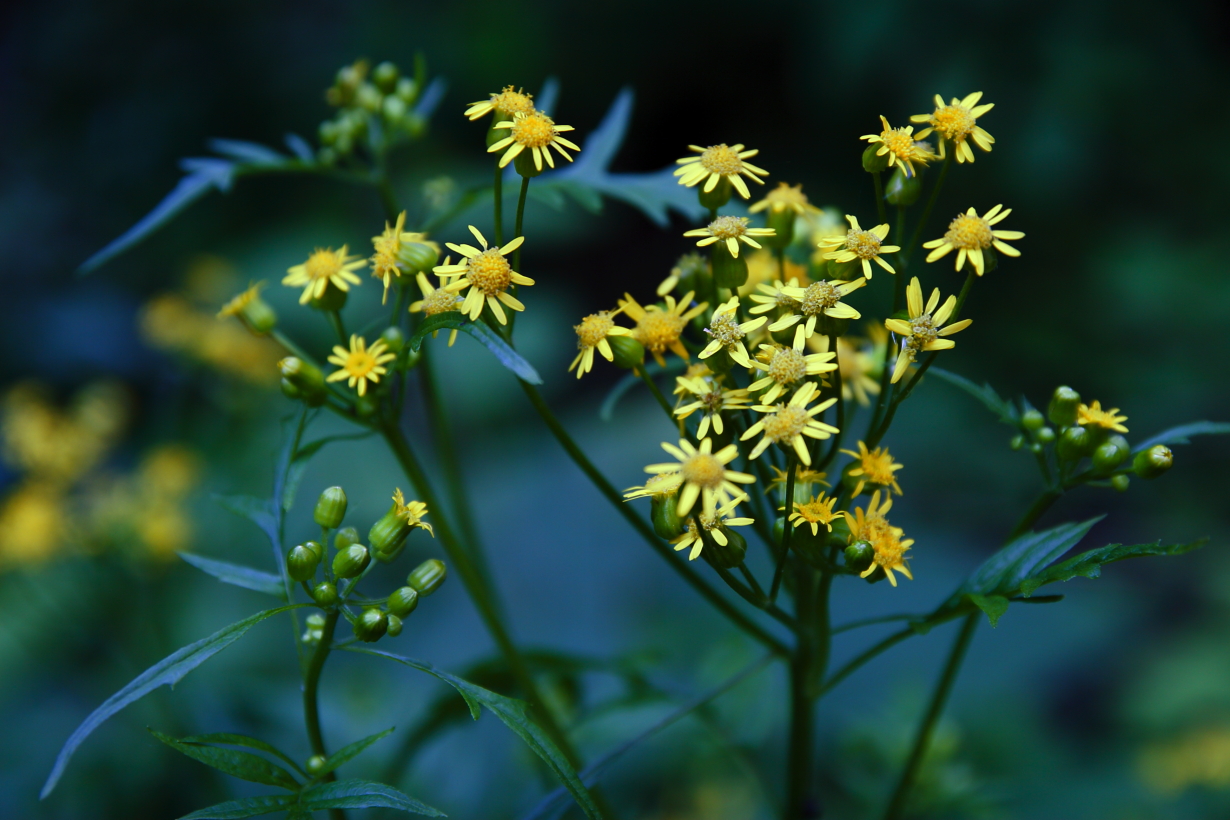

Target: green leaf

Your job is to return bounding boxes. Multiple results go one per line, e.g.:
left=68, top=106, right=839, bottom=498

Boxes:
left=212, top=493, right=278, bottom=543
left=179, top=732, right=307, bottom=777
left=1019, top=538, right=1208, bottom=597
left=966, top=593, right=1010, bottom=627
left=284, top=133, right=314, bottom=162
left=407, top=312, right=467, bottom=352
left=42, top=605, right=305, bottom=797
left=177, top=795, right=296, bottom=820
left=149, top=729, right=300, bottom=790
left=928, top=367, right=1017, bottom=426
left=314, top=727, right=395, bottom=777
left=282, top=431, right=373, bottom=511
left=299, top=779, right=444, bottom=816
left=959, top=517, right=1103, bottom=598
left=1132, top=421, right=1230, bottom=453
left=207, top=138, right=287, bottom=166
left=178, top=553, right=285, bottom=599
left=348, top=647, right=602, bottom=820
left=407, top=313, right=543, bottom=384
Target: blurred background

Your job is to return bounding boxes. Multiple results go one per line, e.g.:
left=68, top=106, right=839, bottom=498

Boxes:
left=2, top=0, right=1228, bottom=817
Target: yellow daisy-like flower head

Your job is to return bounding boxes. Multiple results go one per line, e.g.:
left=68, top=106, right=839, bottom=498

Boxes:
left=673, top=143, right=769, bottom=200
left=1077, top=400, right=1129, bottom=433
left=217, top=281, right=264, bottom=320
left=623, top=471, right=684, bottom=501
left=656, top=252, right=709, bottom=298
left=741, top=382, right=839, bottom=467
left=787, top=492, right=842, bottom=537
left=370, top=211, right=409, bottom=303
left=643, top=438, right=755, bottom=518
left=910, top=92, right=995, bottom=164
left=767, top=277, right=867, bottom=342
left=464, top=85, right=535, bottom=121
left=766, top=465, right=830, bottom=499
left=923, top=205, right=1023, bottom=276
left=746, top=276, right=805, bottom=319
left=488, top=110, right=580, bottom=172
left=826, top=334, right=881, bottom=407
left=672, top=494, right=755, bottom=562
left=674, top=375, right=752, bottom=439
left=748, top=333, right=837, bottom=405
left=433, top=226, right=533, bottom=325
left=326, top=334, right=396, bottom=396
left=818, top=215, right=900, bottom=279
left=409, top=269, right=464, bottom=347
left=861, top=116, right=937, bottom=179
left=683, top=216, right=776, bottom=259
left=698, top=296, right=767, bottom=368
left=391, top=488, right=433, bottom=537
left=749, top=181, right=820, bottom=216
left=884, top=277, right=973, bottom=383
left=619, top=292, right=709, bottom=367
left=840, top=441, right=904, bottom=497
left=283, top=246, right=365, bottom=305
left=569, top=308, right=633, bottom=379
left=845, top=490, right=914, bottom=587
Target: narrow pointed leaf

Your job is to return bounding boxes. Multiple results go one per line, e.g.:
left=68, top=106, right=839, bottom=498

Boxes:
left=149, top=729, right=300, bottom=790
left=1019, top=538, right=1208, bottom=597
left=284, top=133, right=314, bottom=161
left=315, top=727, right=395, bottom=777
left=928, top=367, right=1017, bottom=425
left=177, top=795, right=296, bottom=819
left=300, top=779, right=444, bottom=816
left=460, top=322, right=542, bottom=384
left=178, top=553, right=285, bottom=599
left=407, top=312, right=467, bottom=352
left=180, top=732, right=307, bottom=777
left=959, top=517, right=1102, bottom=597
left=211, top=493, right=278, bottom=543
left=207, top=138, right=287, bottom=165
left=1132, top=421, right=1230, bottom=453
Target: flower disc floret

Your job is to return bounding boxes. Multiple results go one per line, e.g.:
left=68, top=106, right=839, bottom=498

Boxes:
left=326, top=334, right=396, bottom=396
left=748, top=335, right=837, bottom=404
left=698, top=297, right=766, bottom=367
left=769, top=277, right=867, bottom=341
left=643, top=438, right=754, bottom=518
left=923, top=205, right=1024, bottom=275
left=674, top=143, right=769, bottom=199
left=910, top=92, right=995, bottom=163
left=619, top=292, right=708, bottom=366
left=741, top=382, right=839, bottom=466
left=818, top=215, right=900, bottom=279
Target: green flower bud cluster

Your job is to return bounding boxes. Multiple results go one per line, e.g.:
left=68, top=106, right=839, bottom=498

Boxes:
left=352, top=559, right=448, bottom=643
left=280, top=357, right=327, bottom=407
left=318, top=58, right=427, bottom=165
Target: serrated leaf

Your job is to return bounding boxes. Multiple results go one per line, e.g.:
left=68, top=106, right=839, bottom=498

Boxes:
left=149, top=729, right=300, bottom=790
left=299, top=779, right=444, bottom=816
left=959, top=517, right=1103, bottom=598
left=212, top=493, right=278, bottom=543
left=349, top=648, right=601, bottom=819
left=928, top=367, right=1017, bottom=425
left=1019, top=538, right=1208, bottom=597
left=179, top=732, right=306, bottom=777
left=315, top=727, right=395, bottom=777
left=42, top=605, right=305, bottom=797
left=1132, top=421, right=1230, bottom=453
left=207, top=138, right=287, bottom=165
left=177, top=795, right=297, bottom=820
left=282, top=431, right=373, bottom=511
left=179, top=553, right=285, bottom=599
left=966, top=593, right=1010, bottom=627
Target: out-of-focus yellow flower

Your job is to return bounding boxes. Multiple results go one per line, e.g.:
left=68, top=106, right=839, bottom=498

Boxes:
left=283, top=246, right=365, bottom=304
left=464, top=86, right=535, bottom=121
left=1, top=381, right=128, bottom=485
left=623, top=471, right=683, bottom=501
left=619, top=292, right=708, bottom=367
left=923, top=205, right=1023, bottom=276
left=0, top=481, right=67, bottom=567
left=1139, top=726, right=1230, bottom=794
left=749, top=182, right=820, bottom=217
left=142, top=294, right=281, bottom=384
left=674, top=376, right=752, bottom=439
left=1078, top=400, right=1129, bottom=433
left=910, top=92, right=995, bottom=164
left=674, top=143, right=769, bottom=200
left=740, top=251, right=806, bottom=300
left=139, top=445, right=201, bottom=501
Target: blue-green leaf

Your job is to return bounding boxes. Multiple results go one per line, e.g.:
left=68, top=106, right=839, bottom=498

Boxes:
left=348, top=647, right=601, bottom=819
left=959, top=517, right=1103, bottom=598
left=177, top=795, right=296, bottom=819
left=928, top=367, right=1017, bottom=426
left=461, top=321, right=542, bottom=384
left=966, top=593, right=1010, bottom=628
left=284, top=133, right=314, bottom=161
left=314, top=727, right=395, bottom=777
left=149, top=729, right=300, bottom=790
left=407, top=312, right=467, bottom=352
left=299, top=779, right=444, bottom=816
left=42, top=605, right=305, bottom=797
left=179, top=732, right=307, bottom=777
left=1132, top=421, right=1230, bottom=453
left=207, top=138, right=287, bottom=166
left=211, top=493, right=278, bottom=544
left=1019, top=538, right=1208, bottom=597
left=178, top=553, right=285, bottom=599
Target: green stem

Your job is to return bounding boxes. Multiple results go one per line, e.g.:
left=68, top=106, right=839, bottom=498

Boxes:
left=520, top=381, right=789, bottom=655
left=635, top=365, right=676, bottom=423
left=769, top=455, right=797, bottom=604
left=513, top=175, right=530, bottom=273
left=904, top=152, right=953, bottom=263
left=785, top=565, right=817, bottom=820
left=871, top=171, right=887, bottom=227
left=893, top=206, right=907, bottom=272
left=376, top=177, right=400, bottom=223
left=326, top=311, right=348, bottom=346
left=820, top=627, right=914, bottom=696
left=493, top=162, right=505, bottom=245
left=303, top=610, right=345, bottom=820
left=882, top=613, right=978, bottom=820
left=1008, top=488, right=1062, bottom=540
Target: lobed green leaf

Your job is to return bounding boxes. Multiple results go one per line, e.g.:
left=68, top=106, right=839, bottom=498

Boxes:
left=149, top=729, right=300, bottom=790
left=178, top=553, right=285, bottom=599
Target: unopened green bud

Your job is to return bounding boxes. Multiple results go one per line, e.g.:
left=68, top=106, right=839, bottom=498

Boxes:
left=1036, top=426, right=1056, bottom=444
left=306, top=755, right=327, bottom=776
left=1057, top=425, right=1094, bottom=461
left=764, top=210, right=795, bottom=248
left=386, top=614, right=403, bottom=637
left=225, top=289, right=277, bottom=335
left=334, top=526, right=360, bottom=551
left=281, top=378, right=303, bottom=401
left=354, top=608, right=388, bottom=642
left=280, top=357, right=326, bottom=406
left=514, top=149, right=545, bottom=179
left=651, top=493, right=684, bottom=539
left=333, top=544, right=370, bottom=578
left=701, top=528, right=747, bottom=569
left=309, top=282, right=348, bottom=312
left=1029, top=442, right=1044, bottom=455
left=395, top=77, right=417, bottom=103
left=1111, top=474, right=1130, bottom=493
left=387, top=586, right=419, bottom=618
left=1048, top=386, right=1081, bottom=427
left=397, top=241, right=439, bottom=274
left=370, top=504, right=412, bottom=563
left=355, top=83, right=382, bottom=112
left=862, top=143, right=890, bottom=173
left=312, top=581, right=338, bottom=607
left=608, top=335, right=645, bottom=369
left=302, top=613, right=325, bottom=645
left=373, top=61, right=399, bottom=93
left=845, top=540, right=875, bottom=573
left=407, top=558, right=447, bottom=596
left=825, top=257, right=862, bottom=282
left=1092, top=434, right=1131, bottom=474
left=314, top=486, right=348, bottom=529
left=711, top=244, right=748, bottom=289
left=1133, top=445, right=1174, bottom=479
left=884, top=167, right=921, bottom=206
left=1010, top=434, right=1025, bottom=451
left=287, top=545, right=319, bottom=582
left=1021, top=409, right=1045, bottom=431
left=381, top=326, right=405, bottom=356
left=302, top=541, right=324, bottom=562
left=697, top=176, right=732, bottom=210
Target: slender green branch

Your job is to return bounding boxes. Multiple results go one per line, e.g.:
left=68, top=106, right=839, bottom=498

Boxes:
left=871, top=171, right=887, bottom=226
left=326, top=310, right=348, bottom=346
left=831, top=612, right=924, bottom=634
left=513, top=175, right=530, bottom=272
left=904, top=152, right=953, bottom=263
left=635, top=365, right=676, bottom=422
left=820, top=627, right=914, bottom=696
left=769, top=455, right=797, bottom=604
left=785, top=565, right=817, bottom=820
left=882, top=613, right=978, bottom=820
left=303, top=610, right=345, bottom=820
left=493, top=162, right=505, bottom=245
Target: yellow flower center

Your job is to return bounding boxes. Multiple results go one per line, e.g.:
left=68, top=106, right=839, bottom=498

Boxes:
left=763, top=406, right=809, bottom=443
left=930, top=104, right=976, bottom=141
left=880, top=128, right=916, bottom=160
left=774, top=286, right=800, bottom=310
left=511, top=112, right=557, bottom=148
left=943, top=214, right=993, bottom=250
left=908, top=315, right=938, bottom=350
left=705, top=312, right=744, bottom=347
left=800, top=281, right=840, bottom=316
left=466, top=249, right=513, bottom=295
left=492, top=87, right=535, bottom=117
left=681, top=452, right=726, bottom=489
left=371, top=251, right=399, bottom=278
left=343, top=350, right=378, bottom=378
left=423, top=288, right=460, bottom=315
left=575, top=312, right=615, bottom=348
left=795, top=498, right=837, bottom=526
left=644, top=472, right=684, bottom=498
left=708, top=215, right=749, bottom=240
left=305, top=250, right=344, bottom=281
left=374, top=229, right=401, bottom=257
left=699, top=144, right=744, bottom=176
left=635, top=311, right=685, bottom=352
left=859, top=450, right=899, bottom=485
left=768, top=347, right=807, bottom=385
left=698, top=389, right=726, bottom=413
left=845, top=229, right=882, bottom=259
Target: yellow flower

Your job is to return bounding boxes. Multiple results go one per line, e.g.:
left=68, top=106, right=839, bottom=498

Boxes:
left=748, top=334, right=837, bottom=404
left=923, top=205, right=1023, bottom=275
left=643, top=438, right=756, bottom=518
left=392, top=488, right=433, bottom=536
left=488, top=110, right=580, bottom=171
left=787, top=492, right=842, bottom=537
left=409, top=270, right=464, bottom=346
left=370, top=211, right=438, bottom=304
left=840, top=441, right=904, bottom=496
left=748, top=181, right=820, bottom=216
left=674, top=376, right=752, bottom=439
left=326, top=334, right=396, bottom=396
left=910, top=92, right=995, bottom=164
left=619, top=292, right=709, bottom=367
left=0, top=481, right=67, bottom=567
left=885, top=277, right=973, bottom=383
left=1077, top=400, right=1129, bottom=433
left=434, top=226, right=533, bottom=325
left=569, top=309, right=633, bottom=379
left=767, top=277, right=867, bottom=342
left=672, top=363, right=714, bottom=393
left=766, top=465, right=830, bottom=496
left=673, top=143, right=769, bottom=199
left=464, top=85, right=536, bottom=121
left=217, top=281, right=264, bottom=319
left=845, top=490, right=914, bottom=586
left=817, top=215, right=900, bottom=279
left=698, top=297, right=767, bottom=367
left=861, top=116, right=937, bottom=179
left=657, top=253, right=708, bottom=297
left=623, top=471, right=684, bottom=501
left=741, top=382, right=839, bottom=467
left=826, top=333, right=882, bottom=407
left=683, top=216, right=775, bottom=259
left=740, top=253, right=807, bottom=300
left=746, top=276, right=804, bottom=319
left=283, top=246, right=365, bottom=304
left=672, top=494, right=755, bottom=561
